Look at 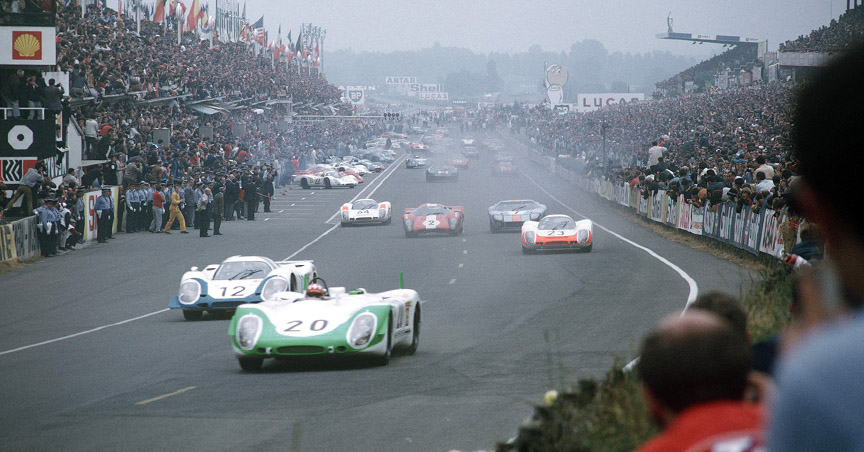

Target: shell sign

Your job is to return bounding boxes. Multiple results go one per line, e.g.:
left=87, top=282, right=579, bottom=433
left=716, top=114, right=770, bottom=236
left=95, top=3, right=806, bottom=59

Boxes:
left=0, top=26, right=55, bottom=65
left=12, top=31, right=42, bottom=60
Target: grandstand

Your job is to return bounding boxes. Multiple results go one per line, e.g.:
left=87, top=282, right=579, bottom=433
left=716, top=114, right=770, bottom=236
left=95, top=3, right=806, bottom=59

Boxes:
left=775, top=4, right=864, bottom=80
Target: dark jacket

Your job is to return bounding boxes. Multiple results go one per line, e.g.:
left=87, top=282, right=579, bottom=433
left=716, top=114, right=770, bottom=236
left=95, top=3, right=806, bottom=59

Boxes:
left=212, top=192, right=224, bottom=218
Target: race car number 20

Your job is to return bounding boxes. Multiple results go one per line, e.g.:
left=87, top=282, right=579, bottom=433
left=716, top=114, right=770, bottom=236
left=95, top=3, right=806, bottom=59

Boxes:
left=282, top=319, right=328, bottom=333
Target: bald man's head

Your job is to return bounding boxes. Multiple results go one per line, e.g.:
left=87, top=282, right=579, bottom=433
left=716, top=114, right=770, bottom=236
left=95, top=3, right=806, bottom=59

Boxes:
left=638, top=312, right=751, bottom=414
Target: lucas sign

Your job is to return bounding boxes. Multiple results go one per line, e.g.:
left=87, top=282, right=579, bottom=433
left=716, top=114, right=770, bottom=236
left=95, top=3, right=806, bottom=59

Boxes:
left=575, top=93, right=645, bottom=112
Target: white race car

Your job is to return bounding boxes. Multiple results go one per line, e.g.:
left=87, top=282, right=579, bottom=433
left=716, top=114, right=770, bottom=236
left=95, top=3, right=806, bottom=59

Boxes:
left=169, top=255, right=317, bottom=320
left=521, top=214, right=593, bottom=254
left=340, top=199, right=392, bottom=226
left=229, top=277, right=421, bottom=370
left=294, top=170, right=357, bottom=189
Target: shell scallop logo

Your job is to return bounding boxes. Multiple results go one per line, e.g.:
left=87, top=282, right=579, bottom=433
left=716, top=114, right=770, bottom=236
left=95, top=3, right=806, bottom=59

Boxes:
left=12, top=31, right=42, bottom=60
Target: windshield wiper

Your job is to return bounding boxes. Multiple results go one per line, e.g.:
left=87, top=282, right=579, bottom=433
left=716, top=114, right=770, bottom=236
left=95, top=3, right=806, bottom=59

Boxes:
left=230, top=269, right=262, bottom=280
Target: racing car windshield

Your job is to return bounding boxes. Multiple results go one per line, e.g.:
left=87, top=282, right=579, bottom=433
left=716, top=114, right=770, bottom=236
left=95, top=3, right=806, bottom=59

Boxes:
left=352, top=200, right=378, bottom=210
left=214, top=261, right=271, bottom=280
left=495, top=201, right=536, bottom=211
left=413, top=205, right=450, bottom=216
left=538, top=217, right=575, bottom=230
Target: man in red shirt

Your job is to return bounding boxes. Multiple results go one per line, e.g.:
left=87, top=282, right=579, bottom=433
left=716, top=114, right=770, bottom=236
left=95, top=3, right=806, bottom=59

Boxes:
left=149, top=183, right=166, bottom=233
left=636, top=311, right=764, bottom=452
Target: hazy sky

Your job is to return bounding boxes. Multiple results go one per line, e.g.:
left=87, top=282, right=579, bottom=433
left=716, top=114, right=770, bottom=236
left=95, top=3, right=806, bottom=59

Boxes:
left=217, top=0, right=847, bottom=57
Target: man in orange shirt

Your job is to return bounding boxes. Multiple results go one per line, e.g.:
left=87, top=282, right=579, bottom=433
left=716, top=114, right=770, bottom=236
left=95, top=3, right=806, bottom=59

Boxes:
left=635, top=311, right=764, bottom=452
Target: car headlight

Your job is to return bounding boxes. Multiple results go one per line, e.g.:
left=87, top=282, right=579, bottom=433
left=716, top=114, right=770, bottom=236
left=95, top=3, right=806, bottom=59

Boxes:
left=342, top=210, right=349, bottom=219
left=404, top=219, right=413, bottom=229
left=493, top=214, right=503, bottom=221
left=577, top=230, right=589, bottom=244
left=525, top=231, right=536, bottom=244
left=530, top=212, right=541, bottom=220
left=449, top=217, right=458, bottom=229
left=379, top=208, right=387, bottom=218
left=347, top=313, right=378, bottom=349
left=261, top=276, right=289, bottom=301
left=236, top=314, right=262, bottom=350
left=178, top=280, right=201, bottom=305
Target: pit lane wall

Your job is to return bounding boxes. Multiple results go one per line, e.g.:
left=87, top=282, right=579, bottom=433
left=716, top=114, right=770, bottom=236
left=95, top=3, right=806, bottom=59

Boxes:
left=0, top=186, right=120, bottom=263
left=0, top=216, right=40, bottom=262
left=523, top=147, right=787, bottom=259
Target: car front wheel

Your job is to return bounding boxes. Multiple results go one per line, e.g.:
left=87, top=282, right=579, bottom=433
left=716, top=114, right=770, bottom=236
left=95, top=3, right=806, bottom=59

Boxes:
left=183, top=309, right=203, bottom=321
left=238, top=356, right=263, bottom=371
left=371, top=316, right=392, bottom=366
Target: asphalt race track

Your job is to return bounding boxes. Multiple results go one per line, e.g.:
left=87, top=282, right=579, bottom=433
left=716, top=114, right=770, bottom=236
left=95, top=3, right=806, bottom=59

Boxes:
left=0, top=132, right=754, bottom=452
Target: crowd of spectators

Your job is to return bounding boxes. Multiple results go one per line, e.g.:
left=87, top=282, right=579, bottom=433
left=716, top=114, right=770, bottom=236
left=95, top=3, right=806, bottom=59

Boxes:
left=654, top=44, right=760, bottom=96
left=2, top=3, right=385, bottom=229
left=779, top=5, right=864, bottom=53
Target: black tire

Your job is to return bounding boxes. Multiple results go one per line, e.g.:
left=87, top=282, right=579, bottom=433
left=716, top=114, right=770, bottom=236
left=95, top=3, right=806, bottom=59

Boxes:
left=300, top=179, right=310, bottom=189
left=583, top=244, right=593, bottom=253
left=324, top=179, right=332, bottom=189
left=522, top=246, right=535, bottom=255
left=405, top=230, right=415, bottom=238
left=383, top=217, right=392, bottom=225
left=371, top=316, right=392, bottom=366
left=182, top=309, right=203, bottom=321
left=290, top=275, right=297, bottom=292
left=406, top=307, right=420, bottom=355
left=238, top=356, right=264, bottom=371
left=489, top=220, right=499, bottom=233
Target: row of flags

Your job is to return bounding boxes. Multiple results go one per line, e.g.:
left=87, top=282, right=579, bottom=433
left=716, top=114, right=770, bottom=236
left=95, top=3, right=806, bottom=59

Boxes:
left=144, top=0, right=319, bottom=67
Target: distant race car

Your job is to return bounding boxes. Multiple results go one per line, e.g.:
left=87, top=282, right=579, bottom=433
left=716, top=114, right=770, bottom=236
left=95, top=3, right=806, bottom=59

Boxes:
left=341, top=198, right=392, bottom=226
left=406, top=155, right=429, bottom=169
left=403, top=203, right=464, bottom=237
left=488, top=199, right=547, bottom=232
left=521, top=214, right=593, bottom=254
left=491, top=159, right=518, bottom=176
left=461, top=146, right=480, bottom=159
left=293, top=170, right=357, bottom=189
left=169, top=255, right=317, bottom=320
left=446, top=156, right=469, bottom=169
left=426, top=165, right=459, bottom=182
left=228, top=278, right=421, bottom=370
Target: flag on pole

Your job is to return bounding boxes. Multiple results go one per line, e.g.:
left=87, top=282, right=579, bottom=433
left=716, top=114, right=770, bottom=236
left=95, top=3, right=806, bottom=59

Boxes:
left=313, top=43, right=319, bottom=68
left=186, top=0, right=202, bottom=31
left=251, top=15, right=263, bottom=29
left=153, top=0, right=166, bottom=22
left=294, top=31, right=301, bottom=57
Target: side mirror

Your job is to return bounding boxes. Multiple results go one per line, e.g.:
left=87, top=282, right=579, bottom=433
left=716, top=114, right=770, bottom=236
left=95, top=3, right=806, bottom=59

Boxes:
left=190, top=266, right=199, bottom=272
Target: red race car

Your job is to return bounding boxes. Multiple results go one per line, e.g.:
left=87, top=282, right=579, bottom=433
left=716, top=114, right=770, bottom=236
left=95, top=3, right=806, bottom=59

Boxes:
left=446, top=156, right=469, bottom=169
left=403, top=203, right=465, bottom=238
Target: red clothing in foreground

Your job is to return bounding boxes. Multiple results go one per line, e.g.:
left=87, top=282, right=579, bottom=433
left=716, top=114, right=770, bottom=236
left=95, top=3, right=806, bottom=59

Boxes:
left=152, top=191, right=165, bottom=209
left=636, top=401, right=764, bottom=452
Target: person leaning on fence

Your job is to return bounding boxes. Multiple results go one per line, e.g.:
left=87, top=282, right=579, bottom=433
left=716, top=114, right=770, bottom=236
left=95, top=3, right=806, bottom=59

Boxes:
left=2, top=163, right=44, bottom=219
left=635, top=311, right=764, bottom=452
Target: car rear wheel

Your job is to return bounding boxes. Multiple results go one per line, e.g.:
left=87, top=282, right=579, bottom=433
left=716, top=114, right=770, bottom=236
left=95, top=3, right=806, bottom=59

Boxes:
left=238, top=356, right=263, bottom=371
left=406, top=308, right=420, bottom=355
left=371, top=316, right=392, bottom=366
left=182, top=309, right=203, bottom=321
left=324, top=179, right=332, bottom=189
left=300, top=179, right=310, bottom=189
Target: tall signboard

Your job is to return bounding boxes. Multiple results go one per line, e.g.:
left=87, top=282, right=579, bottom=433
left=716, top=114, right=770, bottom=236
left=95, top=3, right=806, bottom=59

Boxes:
left=545, top=65, right=568, bottom=109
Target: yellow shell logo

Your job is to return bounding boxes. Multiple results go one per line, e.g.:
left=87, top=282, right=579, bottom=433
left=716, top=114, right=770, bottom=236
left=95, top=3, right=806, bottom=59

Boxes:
left=14, top=33, right=41, bottom=58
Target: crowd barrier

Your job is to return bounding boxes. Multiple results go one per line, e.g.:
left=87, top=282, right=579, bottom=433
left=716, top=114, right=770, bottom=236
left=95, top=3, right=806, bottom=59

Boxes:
left=0, top=186, right=121, bottom=263
left=0, top=216, right=41, bottom=263
left=522, top=144, right=789, bottom=260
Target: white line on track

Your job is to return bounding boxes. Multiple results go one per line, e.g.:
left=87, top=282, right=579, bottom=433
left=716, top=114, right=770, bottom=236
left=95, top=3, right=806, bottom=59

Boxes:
left=0, top=309, right=170, bottom=356
left=520, top=172, right=699, bottom=371
left=0, top=156, right=408, bottom=358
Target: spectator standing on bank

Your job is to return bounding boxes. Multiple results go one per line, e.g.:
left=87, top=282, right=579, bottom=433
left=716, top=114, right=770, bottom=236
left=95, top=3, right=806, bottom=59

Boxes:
left=212, top=187, right=224, bottom=235
left=635, top=311, right=763, bottom=452
left=41, top=78, right=64, bottom=119
left=648, top=141, right=666, bottom=167
left=94, top=187, right=114, bottom=243
left=197, top=187, right=211, bottom=237
left=149, top=183, right=165, bottom=233
left=84, top=116, right=99, bottom=159
left=768, top=41, right=864, bottom=452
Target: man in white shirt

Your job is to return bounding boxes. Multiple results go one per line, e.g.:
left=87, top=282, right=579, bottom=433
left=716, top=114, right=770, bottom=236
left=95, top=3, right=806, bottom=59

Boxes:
left=648, top=141, right=666, bottom=167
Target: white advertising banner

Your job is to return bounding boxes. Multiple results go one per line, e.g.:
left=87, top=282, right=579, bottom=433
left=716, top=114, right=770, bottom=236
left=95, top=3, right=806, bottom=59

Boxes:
left=418, top=92, right=449, bottom=101
left=0, top=26, right=57, bottom=66
left=575, top=93, right=645, bottom=112
left=385, top=76, right=417, bottom=85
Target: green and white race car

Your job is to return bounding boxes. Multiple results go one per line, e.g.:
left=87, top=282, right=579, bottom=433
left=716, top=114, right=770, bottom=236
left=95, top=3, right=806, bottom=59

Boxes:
left=228, top=278, right=421, bottom=371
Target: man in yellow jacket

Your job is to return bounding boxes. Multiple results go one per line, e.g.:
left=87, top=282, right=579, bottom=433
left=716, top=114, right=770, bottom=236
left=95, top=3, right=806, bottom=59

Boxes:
left=163, top=183, right=188, bottom=234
